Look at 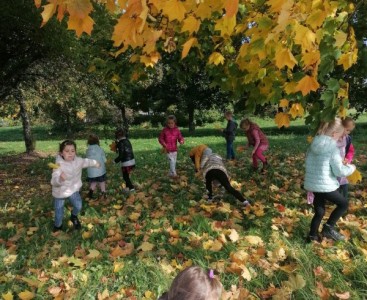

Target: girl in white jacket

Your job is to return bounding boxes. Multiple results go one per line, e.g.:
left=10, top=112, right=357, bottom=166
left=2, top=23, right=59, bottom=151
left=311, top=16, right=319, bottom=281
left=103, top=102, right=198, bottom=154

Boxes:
left=304, top=118, right=355, bottom=242
left=51, top=140, right=100, bottom=232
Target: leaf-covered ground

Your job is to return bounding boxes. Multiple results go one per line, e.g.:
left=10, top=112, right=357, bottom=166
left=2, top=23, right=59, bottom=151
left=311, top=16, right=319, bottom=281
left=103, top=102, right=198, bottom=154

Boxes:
left=1, top=134, right=367, bottom=300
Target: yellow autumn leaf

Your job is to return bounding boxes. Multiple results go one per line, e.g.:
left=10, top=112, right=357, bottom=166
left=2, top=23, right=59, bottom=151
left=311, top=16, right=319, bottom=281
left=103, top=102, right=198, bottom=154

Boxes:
left=339, top=106, right=347, bottom=118
left=284, top=274, right=306, bottom=291
left=139, top=241, right=154, bottom=252
left=18, top=290, right=35, bottom=300
left=284, top=81, right=298, bottom=95
left=275, top=48, right=297, bottom=69
left=267, top=0, right=287, bottom=13
left=279, top=99, right=289, bottom=108
left=307, top=136, right=313, bottom=143
left=67, top=15, right=94, bottom=37
left=129, top=212, right=141, bottom=221
left=337, top=52, right=355, bottom=70
left=208, top=52, right=225, bottom=66
left=347, top=169, right=362, bottom=185
left=162, top=0, right=186, bottom=22
left=86, top=249, right=100, bottom=259
left=41, top=3, right=56, bottom=25
left=2, top=291, right=13, bottom=300
left=67, top=0, right=93, bottom=19
left=294, top=23, right=316, bottom=52
left=295, top=75, right=320, bottom=96
left=214, top=16, right=236, bottom=37
left=244, top=235, right=264, bottom=246
left=82, top=231, right=92, bottom=239
left=225, top=0, right=239, bottom=18
left=181, top=16, right=201, bottom=34
left=334, top=31, right=348, bottom=48
left=302, top=51, right=320, bottom=67
left=274, top=112, right=290, bottom=128
left=48, top=162, right=59, bottom=169
left=228, top=229, right=239, bottom=242
left=113, top=261, right=124, bottom=273
left=306, top=9, right=326, bottom=30
left=181, top=37, right=198, bottom=59
left=289, top=103, right=305, bottom=119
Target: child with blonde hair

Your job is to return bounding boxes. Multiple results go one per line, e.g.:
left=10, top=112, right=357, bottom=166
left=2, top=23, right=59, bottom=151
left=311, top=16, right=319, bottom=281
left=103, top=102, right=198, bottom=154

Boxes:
left=51, top=140, right=100, bottom=232
left=158, top=115, right=184, bottom=178
left=86, top=134, right=107, bottom=199
left=158, top=266, right=222, bottom=300
left=304, top=118, right=355, bottom=242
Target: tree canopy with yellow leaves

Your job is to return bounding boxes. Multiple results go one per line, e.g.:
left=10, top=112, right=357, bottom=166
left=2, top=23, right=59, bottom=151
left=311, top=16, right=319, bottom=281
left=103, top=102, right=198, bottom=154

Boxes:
left=35, top=0, right=359, bottom=129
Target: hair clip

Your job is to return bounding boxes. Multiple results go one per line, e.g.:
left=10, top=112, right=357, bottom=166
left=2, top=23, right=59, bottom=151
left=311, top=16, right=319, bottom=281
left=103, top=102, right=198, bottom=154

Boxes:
left=209, top=269, right=215, bottom=279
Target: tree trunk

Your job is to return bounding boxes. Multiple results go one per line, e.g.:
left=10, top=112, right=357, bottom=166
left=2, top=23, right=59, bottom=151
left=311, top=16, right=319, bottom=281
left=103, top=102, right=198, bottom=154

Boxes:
left=188, top=106, right=195, bottom=133
left=66, top=113, right=73, bottom=138
left=17, top=92, right=34, bottom=154
left=120, top=104, right=129, bottom=134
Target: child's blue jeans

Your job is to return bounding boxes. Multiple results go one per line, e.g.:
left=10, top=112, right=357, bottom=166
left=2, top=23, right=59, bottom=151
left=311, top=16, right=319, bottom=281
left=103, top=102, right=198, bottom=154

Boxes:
left=54, top=192, right=82, bottom=227
left=226, top=140, right=235, bottom=160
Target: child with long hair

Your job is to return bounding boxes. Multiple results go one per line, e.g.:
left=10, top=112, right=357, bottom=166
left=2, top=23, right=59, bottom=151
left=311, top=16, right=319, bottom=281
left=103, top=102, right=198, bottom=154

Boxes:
left=86, top=134, right=107, bottom=199
left=240, top=118, right=269, bottom=173
left=158, top=266, right=222, bottom=300
left=222, top=111, right=237, bottom=160
left=190, top=145, right=250, bottom=205
left=337, top=117, right=356, bottom=198
left=158, top=115, right=184, bottom=178
left=114, top=128, right=135, bottom=192
left=304, top=118, right=355, bottom=242
left=51, top=140, right=100, bottom=232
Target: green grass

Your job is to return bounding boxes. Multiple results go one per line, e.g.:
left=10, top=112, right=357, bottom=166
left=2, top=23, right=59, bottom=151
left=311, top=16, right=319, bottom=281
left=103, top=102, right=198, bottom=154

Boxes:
left=0, top=123, right=367, bottom=299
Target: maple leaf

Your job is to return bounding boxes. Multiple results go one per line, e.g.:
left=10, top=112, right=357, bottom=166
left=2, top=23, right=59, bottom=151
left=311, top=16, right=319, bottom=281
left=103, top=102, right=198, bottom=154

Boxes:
left=18, top=290, right=35, bottom=300
left=338, top=52, right=356, bottom=70
left=289, top=103, right=305, bottom=119
left=41, top=3, right=57, bottom=26
left=228, top=229, right=239, bottom=242
left=306, top=9, right=326, bottom=29
left=267, top=0, right=287, bottom=13
left=86, top=249, right=100, bottom=259
left=181, top=16, right=201, bottom=34
left=244, top=235, right=263, bottom=246
left=214, top=16, right=236, bottom=37
left=279, top=99, right=289, bottom=108
left=275, top=48, right=297, bottom=69
left=48, top=162, right=59, bottom=169
left=138, top=241, right=155, bottom=252
left=162, top=0, right=186, bottom=22
left=274, top=112, right=290, bottom=128
left=284, top=274, right=306, bottom=291
left=113, top=261, right=124, bottom=273
left=225, top=0, right=239, bottom=18
left=2, top=291, right=13, bottom=300
left=208, top=52, right=225, bottom=66
left=295, top=75, right=320, bottom=96
left=181, top=37, right=198, bottom=59
left=67, top=15, right=94, bottom=37
left=293, top=23, right=316, bottom=52
left=67, top=0, right=93, bottom=19
left=347, top=169, right=362, bottom=185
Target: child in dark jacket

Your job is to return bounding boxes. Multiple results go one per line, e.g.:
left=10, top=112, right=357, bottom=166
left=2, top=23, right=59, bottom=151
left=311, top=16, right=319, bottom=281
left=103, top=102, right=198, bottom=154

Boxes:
left=222, top=111, right=237, bottom=160
left=114, top=128, right=135, bottom=192
left=190, top=145, right=250, bottom=206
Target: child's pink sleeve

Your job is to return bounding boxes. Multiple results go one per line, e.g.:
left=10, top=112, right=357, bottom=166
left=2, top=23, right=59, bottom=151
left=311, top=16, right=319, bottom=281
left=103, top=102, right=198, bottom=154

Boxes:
left=345, top=143, right=354, bottom=163
left=158, top=129, right=166, bottom=147
left=253, top=129, right=261, bottom=150
left=178, top=129, right=184, bottom=144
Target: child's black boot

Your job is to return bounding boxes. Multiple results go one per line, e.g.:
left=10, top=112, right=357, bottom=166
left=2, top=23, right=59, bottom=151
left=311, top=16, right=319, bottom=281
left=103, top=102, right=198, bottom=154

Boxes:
left=53, top=225, right=63, bottom=232
left=70, top=214, right=81, bottom=230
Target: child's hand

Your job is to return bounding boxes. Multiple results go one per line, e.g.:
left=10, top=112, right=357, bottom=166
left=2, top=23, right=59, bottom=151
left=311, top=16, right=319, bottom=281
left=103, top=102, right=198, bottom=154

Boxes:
left=251, top=150, right=256, bottom=155
left=179, top=140, right=184, bottom=145
left=195, top=171, right=202, bottom=178
left=343, top=158, right=349, bottom=165
left=60, top=172, right=66, bottom=181
left=96, top=162, right=101, bottom=168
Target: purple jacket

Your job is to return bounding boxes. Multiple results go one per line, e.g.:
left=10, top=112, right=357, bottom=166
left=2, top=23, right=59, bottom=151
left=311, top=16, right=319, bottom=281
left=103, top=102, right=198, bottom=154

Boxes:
left=158, top=126, right=184, bottom=152
left=245, top=124, right=268, bottom=151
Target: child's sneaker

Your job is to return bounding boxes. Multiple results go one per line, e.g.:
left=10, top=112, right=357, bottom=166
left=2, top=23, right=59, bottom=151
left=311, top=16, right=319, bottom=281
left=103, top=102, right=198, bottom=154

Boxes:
left=321, top=224, right=345, bottom=241
left=53, top=225, right=63, bottom=232
left=242, top=200, right=250, bottom=207
left=306, top=234, right=322, bottom=243
left=70, top=214, right=81, bottom=230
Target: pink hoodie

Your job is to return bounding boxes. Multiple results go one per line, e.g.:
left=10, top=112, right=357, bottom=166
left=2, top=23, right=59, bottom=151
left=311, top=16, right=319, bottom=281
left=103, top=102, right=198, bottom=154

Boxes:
left=158, top=126, right=184, bottom=152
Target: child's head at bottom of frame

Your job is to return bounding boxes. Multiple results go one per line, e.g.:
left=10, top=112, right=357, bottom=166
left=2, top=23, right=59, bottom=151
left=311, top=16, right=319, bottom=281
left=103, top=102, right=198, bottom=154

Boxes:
left=158, top=266, right=222, bottom=300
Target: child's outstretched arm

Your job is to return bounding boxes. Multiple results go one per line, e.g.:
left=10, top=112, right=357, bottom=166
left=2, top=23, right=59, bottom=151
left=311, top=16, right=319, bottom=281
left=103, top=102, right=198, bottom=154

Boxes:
left=82, top=158, right=100, bottom=169
left=330, top=151, right=356, bottom=177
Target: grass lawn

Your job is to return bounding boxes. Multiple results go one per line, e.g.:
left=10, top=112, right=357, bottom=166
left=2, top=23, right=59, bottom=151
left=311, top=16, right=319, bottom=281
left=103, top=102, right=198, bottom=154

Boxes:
left=0, top=121, right=367, bottom=299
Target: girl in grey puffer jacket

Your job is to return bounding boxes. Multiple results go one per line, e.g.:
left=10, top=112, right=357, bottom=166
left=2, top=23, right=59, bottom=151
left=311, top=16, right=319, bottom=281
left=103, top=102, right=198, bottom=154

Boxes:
left=304, top=118, right=355, bottom=242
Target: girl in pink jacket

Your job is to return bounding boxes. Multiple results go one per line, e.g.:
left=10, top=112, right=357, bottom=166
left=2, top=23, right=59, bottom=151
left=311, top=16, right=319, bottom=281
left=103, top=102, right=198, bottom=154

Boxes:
left=240, top=118, right=269, bottom=173
left=158, top=115, right=184, bottom=178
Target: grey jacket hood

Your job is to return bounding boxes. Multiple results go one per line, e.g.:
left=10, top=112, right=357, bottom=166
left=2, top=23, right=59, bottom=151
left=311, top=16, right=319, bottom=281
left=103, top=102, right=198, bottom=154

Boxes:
left=309, top=135, right=337, bottom=155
